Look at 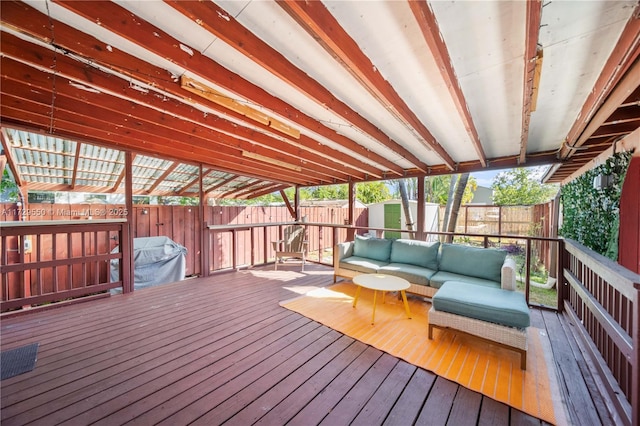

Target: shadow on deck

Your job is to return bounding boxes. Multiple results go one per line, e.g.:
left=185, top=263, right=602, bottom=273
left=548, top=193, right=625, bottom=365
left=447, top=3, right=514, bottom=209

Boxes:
left=0, top=264, right=616, bottom=425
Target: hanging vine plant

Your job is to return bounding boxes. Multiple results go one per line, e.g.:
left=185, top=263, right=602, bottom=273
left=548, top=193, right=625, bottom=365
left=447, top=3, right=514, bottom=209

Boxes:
left=559, top=151, right=633, bottom=260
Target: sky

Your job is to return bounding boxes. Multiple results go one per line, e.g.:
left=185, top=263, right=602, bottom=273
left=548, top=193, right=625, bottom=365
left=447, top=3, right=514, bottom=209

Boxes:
left=470, top=170, right=500, bottom=188
left=471, top=165, right=552, bottom=188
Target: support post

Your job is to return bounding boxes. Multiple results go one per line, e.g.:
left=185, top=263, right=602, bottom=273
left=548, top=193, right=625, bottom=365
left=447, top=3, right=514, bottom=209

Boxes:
left=124, top=151, right=134, bottom=293
left=347, top=181, right=356, bottom=241
left=200, top=165, right=210, bottom=277
left=417, top=176, right=426, bottom=240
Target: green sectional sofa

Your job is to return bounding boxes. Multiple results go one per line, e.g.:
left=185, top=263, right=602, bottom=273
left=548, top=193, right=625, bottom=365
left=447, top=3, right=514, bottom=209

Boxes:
left=334, top=235, right=530, bottom=368
left=334, top=236, right=516, bottom=297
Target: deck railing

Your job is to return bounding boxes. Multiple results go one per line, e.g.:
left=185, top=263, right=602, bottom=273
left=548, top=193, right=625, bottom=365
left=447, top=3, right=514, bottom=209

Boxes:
left=0, top=220, right=130, bottom=312
left=206, top=222, right=561, bottom=308
left=561, top=239, right=640, bottom=426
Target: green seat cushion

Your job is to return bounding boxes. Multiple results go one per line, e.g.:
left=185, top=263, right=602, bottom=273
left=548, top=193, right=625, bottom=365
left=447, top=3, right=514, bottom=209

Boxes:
left=390, top=239, right=439, bottom=269
left=378, top=263, right=436, bottom=286
left=429, top=271, right=500, bottom=289
left=438, top=244, right=507, bottom=282
left=352, top=235, right=392, bottom=262
left=339, top=256, right=387, bottom=274
left=432, top=281, right=530, bottom=328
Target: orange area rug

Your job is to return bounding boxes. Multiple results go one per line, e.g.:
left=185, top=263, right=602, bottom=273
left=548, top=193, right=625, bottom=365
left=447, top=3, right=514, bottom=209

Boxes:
left=280, top=282, right=557, bottom=424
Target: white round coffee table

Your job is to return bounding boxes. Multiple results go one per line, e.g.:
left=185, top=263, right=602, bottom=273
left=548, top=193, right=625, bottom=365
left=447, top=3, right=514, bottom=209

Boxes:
left=352, top=274, right=412, bottom=325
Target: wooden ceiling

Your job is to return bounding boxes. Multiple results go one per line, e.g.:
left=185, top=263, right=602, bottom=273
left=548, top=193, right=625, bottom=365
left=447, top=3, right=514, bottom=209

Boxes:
left=1, top=1, right=639, bottom=198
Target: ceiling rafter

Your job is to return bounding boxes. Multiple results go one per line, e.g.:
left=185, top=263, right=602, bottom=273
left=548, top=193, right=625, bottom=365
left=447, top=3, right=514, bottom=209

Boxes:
left=2, top=107, right=288, bottom=189
left=70, top=142, right=82, bottom=189
left=559, top=3, right=640, bottom=159
left=1, top=58, right=322, bottom=185
left=219, top=181, right=258, bottom=199
left=231, top=182, right=278, bottom=199
left=0, top=96, right=309, bottom=187
left=165, top=0, right=429, bottom=174
left=244, top=184, right=290, bottom=200
left=0, top=9, right=384, bottom=183
left=406, top=0, right=485, bottom=168
left=547, top=59, right=640, bottom=182
left=0, top=36, right=352, bottom=185
left=112, top=153, right=130, bottom=193
left=205, top=175, right=239, bottom=196
left=145, top=162, right=179, bottom=195
left=0, top=128, right=25, bottom=187
left=518, top=0, right=543, bottom=164
left=178, top=170, right=214, bottom=196
left=49, top=0, right=402, bottom=177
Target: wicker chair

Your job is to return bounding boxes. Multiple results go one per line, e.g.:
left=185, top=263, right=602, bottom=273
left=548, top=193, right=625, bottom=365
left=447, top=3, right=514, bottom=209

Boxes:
left=272, top=225, right=307, bottom=271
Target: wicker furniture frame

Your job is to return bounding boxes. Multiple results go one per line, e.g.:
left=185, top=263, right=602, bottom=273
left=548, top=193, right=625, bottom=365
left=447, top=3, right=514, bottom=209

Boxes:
left=428, top=306, right=528, bottom=369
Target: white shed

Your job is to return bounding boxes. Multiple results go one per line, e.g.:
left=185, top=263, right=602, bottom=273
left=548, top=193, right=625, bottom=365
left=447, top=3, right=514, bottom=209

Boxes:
left=367, top=200, right=440, bottom=240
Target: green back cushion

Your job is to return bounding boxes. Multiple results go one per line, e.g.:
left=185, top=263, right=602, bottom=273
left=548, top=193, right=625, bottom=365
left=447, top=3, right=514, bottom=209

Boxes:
left=353, top=235, right=392, bottom=262
left=390, top=239, right=439, bottom=269
left=438, top=244, right=506, bottom=282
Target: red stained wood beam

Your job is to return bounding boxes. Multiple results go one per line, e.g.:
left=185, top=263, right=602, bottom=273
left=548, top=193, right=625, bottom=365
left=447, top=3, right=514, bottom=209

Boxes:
left=69, top=142, right=82, bottom=189
left=42, top=0, right=397, bottom=177
left=178, top=170, right=214, bottom=196
left=519, top=0, right=542, bottom=164
left=145, top=162, right=179, bottom=195
left=407, top=0, right=485, bottom=168
left=243, top=184, right=289, bottom=200
left=165, top=0, right=425, bottom=173
left=205, top=175, right=239, bottom=196
left=0, top=128, right=25, bottom=187
left=0, top=96, right=310, bottom=186
left=0, top=31, right=371, bottom=184
left=1, top=55, right=345, bottom=187
left=559, top=3, right=640, bottom=159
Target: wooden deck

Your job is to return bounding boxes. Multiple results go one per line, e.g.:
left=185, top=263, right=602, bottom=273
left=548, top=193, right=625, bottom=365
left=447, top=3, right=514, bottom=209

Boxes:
left=0, top=264, right=616, bottom=425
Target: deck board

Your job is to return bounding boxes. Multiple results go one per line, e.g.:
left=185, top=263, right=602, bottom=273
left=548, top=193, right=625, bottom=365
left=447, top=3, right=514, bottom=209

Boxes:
left=0, top=264, right=616, bottom=425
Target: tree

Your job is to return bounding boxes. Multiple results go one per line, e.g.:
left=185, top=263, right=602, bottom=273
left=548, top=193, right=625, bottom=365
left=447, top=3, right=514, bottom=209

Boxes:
left=440, top=174, right=457, bottom=233
left=307, top=184, right=347, bottom=200
left=0, top=169, right=19, bottom=202
left=357, top=181, right=391, bottom=204
left=398, top=179, right=414, bottom=236
left=492, top=168, right=558, bottom=206
left=426, top=175, right=476, bottom=205
left=445, top=173, right=470, bottom=242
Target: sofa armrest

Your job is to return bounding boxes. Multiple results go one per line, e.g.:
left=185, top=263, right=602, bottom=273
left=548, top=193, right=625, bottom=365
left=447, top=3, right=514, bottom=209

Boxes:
left=501, top=257, right=517, bottom=291
left=334, top=242, right=354, bottom=269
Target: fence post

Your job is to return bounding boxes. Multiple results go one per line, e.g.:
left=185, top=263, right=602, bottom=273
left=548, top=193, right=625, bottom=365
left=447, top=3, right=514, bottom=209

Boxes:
left=525, top=238, right=531, bottom=305
left=203, top=223, right=210, bottom=277
left=120, top=222, right=131, bottom=293
left=557, top=239, right=564, bottom=313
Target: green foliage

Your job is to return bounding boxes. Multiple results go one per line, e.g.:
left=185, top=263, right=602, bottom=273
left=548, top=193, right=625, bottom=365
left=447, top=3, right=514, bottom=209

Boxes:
left=559, top=152, right=632, bottom=260
left=306, top=184, right=348, bottom=200
left=423, top=175, right=477, bottom=205
left=357, top=181, right=391, bottom=204
left=0, top=169, right=19, bottom=202
left=240, top=181, right=391, bottom=206
left=491, top=168, right=558, bottom=206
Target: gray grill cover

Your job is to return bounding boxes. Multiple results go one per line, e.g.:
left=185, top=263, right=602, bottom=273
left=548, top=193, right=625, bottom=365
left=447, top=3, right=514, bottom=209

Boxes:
left=111, top=236, right=187, bottom=288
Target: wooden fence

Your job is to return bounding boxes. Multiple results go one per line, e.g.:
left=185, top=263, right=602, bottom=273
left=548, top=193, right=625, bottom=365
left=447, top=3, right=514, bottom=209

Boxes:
left=439, top=203, right=555, bottom=273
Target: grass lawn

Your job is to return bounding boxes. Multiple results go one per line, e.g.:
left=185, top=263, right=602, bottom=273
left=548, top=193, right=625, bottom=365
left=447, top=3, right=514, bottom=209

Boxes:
left=517, top=278, right=557, bottom=309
